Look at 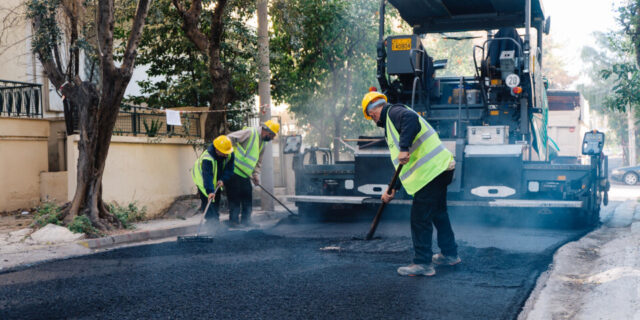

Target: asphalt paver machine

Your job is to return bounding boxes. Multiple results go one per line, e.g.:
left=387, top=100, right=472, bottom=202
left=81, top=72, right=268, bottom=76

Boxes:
left=287, top=0, right=609, bottom=227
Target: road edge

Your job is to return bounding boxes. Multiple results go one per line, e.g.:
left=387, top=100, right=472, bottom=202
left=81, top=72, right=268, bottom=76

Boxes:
left=76, top=224, right=199, bottom=249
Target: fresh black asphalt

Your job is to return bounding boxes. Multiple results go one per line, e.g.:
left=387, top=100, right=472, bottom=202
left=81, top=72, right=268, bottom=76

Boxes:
left=0, top=224, right=575, bottom=320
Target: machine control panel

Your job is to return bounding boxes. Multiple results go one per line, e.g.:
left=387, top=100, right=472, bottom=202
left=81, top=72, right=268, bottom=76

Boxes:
left=582, top=131, right=605, bottom=155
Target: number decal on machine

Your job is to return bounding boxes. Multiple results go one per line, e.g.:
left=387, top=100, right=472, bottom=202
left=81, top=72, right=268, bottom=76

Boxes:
left=391, top=38, right=412, bottom=51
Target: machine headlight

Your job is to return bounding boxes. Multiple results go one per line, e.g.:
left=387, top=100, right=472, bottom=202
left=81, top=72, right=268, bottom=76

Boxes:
left=345, top=180, right=354, bottom=190
left=528, top=181, right=540, bottom=192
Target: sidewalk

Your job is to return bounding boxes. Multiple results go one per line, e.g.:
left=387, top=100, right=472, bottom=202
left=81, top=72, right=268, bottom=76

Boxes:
left=0, top=206, right=292, bottom=273
left=519, top=198, right=640, bottom=320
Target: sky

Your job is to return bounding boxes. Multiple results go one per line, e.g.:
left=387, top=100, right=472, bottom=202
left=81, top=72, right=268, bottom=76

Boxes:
left=543, top=0, right=621, bottom=79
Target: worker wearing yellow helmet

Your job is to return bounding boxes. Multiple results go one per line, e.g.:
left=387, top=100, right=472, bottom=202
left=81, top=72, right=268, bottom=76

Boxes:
left=225, top=119, right=280, bottom=227
left=362, top=90, right=460, bottom=277
left=192, top=135, right=235, bottom=230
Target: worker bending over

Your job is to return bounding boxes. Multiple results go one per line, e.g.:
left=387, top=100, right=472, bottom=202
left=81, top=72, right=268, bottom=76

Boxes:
left=361, top=91, right=460, bottom=277
left=226, top=120, right=280, bottom=226
left=192, top=135, right=235, bottom=230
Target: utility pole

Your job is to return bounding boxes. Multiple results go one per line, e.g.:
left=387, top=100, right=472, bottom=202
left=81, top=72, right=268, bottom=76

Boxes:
left=628, top=103, right=637, bottom=166
left=257, top=0, right=274, bottom=211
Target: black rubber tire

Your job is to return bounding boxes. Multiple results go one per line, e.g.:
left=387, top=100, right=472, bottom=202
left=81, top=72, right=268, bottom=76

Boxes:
left=623, top=172, right=638, bottom=185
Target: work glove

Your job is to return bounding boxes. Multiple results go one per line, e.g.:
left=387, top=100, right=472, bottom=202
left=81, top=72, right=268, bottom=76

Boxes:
left=251, top=174, right=260, bottom=185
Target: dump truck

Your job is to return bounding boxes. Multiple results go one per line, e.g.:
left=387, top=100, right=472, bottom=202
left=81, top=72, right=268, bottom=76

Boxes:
left=286, top=0, right=609, bottom=227
left=547, top=90, right=591, bottom=163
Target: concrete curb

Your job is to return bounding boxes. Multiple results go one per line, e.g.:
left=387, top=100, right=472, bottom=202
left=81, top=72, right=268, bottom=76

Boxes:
left=76, top=224, right=199, bottom=249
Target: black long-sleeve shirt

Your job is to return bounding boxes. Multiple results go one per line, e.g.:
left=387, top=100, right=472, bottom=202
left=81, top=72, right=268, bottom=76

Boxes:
left=202, top=144, right=235, bottom=195
left=376, top=103, right=422, bottom=190
left=376, top=104, right=421, bottom=152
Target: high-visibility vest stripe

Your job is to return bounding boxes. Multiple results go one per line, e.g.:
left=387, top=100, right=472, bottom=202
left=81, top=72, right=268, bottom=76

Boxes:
left=233, top=127, right=263, bottom=178
left=389, top=126, right=436, bottom=166
left=385, top=105, right=453, bottom=195
left=192, top=150, right=217, bottom=198
left=400, top=144, right=447, bottom=181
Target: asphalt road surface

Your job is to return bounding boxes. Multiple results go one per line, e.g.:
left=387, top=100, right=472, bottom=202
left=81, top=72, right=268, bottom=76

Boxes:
left=0, top=215, right=588, bottom=320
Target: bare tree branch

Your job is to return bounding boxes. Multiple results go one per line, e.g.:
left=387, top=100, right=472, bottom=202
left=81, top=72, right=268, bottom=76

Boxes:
left=121, top=0, right=152, bottom=73
left=61, top=0, right=80, bottom=80
left=97, top=0, right=116, bottom=72
left=172, top=0, right=209, bottom=54
left=30, top=13, right=65, bottom=87
left=209, top=0, right=228, bottom=49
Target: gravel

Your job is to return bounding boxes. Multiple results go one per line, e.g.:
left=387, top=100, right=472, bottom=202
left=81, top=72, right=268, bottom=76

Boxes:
left=0, top=229, right=553, bottom=320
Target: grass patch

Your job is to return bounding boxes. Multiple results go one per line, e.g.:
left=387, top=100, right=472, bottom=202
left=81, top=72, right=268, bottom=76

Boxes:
left=108, top=202, right=147, bottom=229
left=32, top=202, right=63, bottom=227
left=68, top=215, right=99, bottom=235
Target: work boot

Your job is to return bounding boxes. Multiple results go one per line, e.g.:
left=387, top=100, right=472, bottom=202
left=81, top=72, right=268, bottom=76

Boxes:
left=432, top=253, right=462, bottom=266
left=397, top=264, right=435, bottom=277
left=240, top=218, right=256, bottom=227
left=226, top=220, right=240, bottom=228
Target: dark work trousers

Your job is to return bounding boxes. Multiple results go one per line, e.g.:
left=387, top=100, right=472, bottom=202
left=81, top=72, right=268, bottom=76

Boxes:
left=199, top=190, right=221, bottom=222
left=410, top=169, right=458, bottom=265
left=227, top=173, right=253, bottom=224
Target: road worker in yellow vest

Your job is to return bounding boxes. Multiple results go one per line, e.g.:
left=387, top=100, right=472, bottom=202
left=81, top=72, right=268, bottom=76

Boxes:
left=192, top=135, right=235, bottom=230
left=362, top=91, right=460, bottom=277
left=226, top=120, right=280, bottom=227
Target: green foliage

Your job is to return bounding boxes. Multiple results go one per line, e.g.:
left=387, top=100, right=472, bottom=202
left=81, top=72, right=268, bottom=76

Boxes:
left=422, top=33, right=476, bottom=77
left=598, top=1, right=640, bottom=114
left=107, top=202, right=147, bottom=229
left=143, top=119, right=163, bottom=137
left=616, top=0, right=640, bottom=67
left=32, top=201, right=63, bottom=227
left=115, top=0, right=256, bottom=130
left=26, top=0, right=63, bottom=60
left=270, top=0, right=383, bottom=147
left=68, top=215, right=99, bottom=235
left=578, top=2, right=640, bottom=164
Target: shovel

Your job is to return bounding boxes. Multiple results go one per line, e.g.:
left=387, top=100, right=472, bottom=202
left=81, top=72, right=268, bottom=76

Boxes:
left=235, top=167, right=298, bottom=218
left=364, top=164, right=403, bottom=240
left=177, top=184, right=222, bottom=243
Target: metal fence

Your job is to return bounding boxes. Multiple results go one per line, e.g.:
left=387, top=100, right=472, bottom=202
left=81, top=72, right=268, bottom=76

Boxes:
left=0, top=80, right=43, bottom=118
left=114, top=106, right=201, bottom=138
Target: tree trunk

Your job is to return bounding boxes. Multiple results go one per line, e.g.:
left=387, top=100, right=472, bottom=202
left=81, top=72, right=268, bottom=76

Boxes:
left=204, top=40, right=235, bottom=139
left=62, top=81, right=125, bottom=231
left=628, top=103, right=637, bottom=166
left=257, top=0, right=274, bottom=211
left=205, top=62, right=233, bottom=140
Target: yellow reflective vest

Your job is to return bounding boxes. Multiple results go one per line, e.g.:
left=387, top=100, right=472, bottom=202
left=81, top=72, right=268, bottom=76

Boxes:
left=385, top=105, right=453, bottom=195
left=233, top=127, right=263, bottom=178
left=192, top=150, right=229, bottom=199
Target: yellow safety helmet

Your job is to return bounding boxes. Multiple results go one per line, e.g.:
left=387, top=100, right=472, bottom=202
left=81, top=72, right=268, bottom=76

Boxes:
left=213, top=135, right=233, bottom=155
left=263, top=120, right=280, bottom=135
left=361, top=91, right=387, bottom=120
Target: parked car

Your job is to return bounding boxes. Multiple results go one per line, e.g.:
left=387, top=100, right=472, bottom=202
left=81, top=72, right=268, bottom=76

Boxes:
left=611, top=165, right=640, bottom=185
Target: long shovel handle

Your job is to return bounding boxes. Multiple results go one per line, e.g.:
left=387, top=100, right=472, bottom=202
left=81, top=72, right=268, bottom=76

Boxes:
left=196, top=185, right=222, bottom=236
left=365, top=164, right=403, bottom=240
left=254, top=183, right=298, bottom=216
left=235, top=167, right=297, bottom=217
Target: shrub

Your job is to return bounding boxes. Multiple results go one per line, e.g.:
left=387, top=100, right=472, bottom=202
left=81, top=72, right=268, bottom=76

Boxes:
left=108, top=202, right=147, bottom=229
left=32, top=202, right=63, bottom=227
left=143, top=119, right=163, bottom=137
left=68, top=215, right=99, bottom=235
